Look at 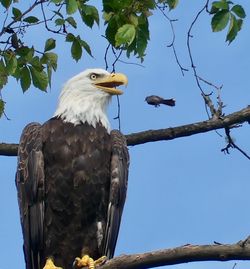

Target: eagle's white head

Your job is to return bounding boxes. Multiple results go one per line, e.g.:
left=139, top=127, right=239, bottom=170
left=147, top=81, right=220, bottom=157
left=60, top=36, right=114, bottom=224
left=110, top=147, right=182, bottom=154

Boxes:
left=54, top=68, right=128, bottom=132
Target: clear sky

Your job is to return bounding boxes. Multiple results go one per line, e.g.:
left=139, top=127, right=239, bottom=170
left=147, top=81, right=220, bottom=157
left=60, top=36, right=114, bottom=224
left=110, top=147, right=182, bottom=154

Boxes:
left=1, top=1, right=250, bottom=269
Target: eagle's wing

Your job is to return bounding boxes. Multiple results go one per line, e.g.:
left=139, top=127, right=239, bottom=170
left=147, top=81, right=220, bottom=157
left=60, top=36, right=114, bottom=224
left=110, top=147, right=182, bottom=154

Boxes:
left=103, top=130, right=129, bottom=258
left=16, top=123, right=45, bottom=269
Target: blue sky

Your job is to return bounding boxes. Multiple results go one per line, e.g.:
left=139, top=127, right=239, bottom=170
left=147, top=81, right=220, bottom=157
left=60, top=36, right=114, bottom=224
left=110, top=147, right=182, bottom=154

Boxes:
left=1, top=1, right=250, bottom=269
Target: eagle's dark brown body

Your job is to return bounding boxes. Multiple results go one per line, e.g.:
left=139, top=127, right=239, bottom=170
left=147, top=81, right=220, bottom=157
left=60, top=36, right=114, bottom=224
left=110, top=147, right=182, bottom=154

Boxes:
left=43, top=118, right=111, bottom=267
left=16, top=117, right=129, bottom=269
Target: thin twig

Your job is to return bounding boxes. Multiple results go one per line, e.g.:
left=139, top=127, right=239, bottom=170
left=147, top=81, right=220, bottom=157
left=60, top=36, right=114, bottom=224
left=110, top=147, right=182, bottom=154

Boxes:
left=117, top=59, right=145, bottom=68
left=186, top=0, right=226, bottom=123
left=221, top=127, right=250, bottom=160
left=110, top=47, right=123, bottom=129
left=104, top=43, right=111, bottom=70
left=40, top=1, right=65, bottom=35
left=232, top=262, right=237, bottom=269
left=156, top=4, right=188, bottom=76
left=187, top=1, right=209, bottom=96
left=197, top=75, right=222, bottom=90
left=1, top=9, right=9, bottom=33
left=111, top=47, right=123, bottom=73
left=113, top=95, right=121, bottom=131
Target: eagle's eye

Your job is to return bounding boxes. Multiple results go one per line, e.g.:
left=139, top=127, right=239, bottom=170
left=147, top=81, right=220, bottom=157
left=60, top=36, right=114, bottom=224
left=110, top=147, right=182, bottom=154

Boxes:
left=90, top=73, right=98, bottom=80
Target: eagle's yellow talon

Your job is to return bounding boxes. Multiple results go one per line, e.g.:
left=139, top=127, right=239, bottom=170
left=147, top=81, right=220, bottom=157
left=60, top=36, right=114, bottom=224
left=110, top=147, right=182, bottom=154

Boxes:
left=94, top=256, right=107, bottom=266
left=75, top=255, right=107, bottom=269
left=75, top=255, right=94, bottom=269
left=43, top=258, right=63, bottom=269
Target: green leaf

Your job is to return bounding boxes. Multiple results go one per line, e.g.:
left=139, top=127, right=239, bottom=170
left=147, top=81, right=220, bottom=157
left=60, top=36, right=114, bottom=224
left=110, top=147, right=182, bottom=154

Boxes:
left=79, top=39, right=92, bottom=57
left=55, top=18, right=65, bottom=26
left=103, top=11, right=113, bottom=22
left=136, top=28, right=147, bottom=60
left=105, top=17, right=118, bottom=46
left=16, top=46, right=31, bottom=56
left=12, top=65, right=21, bottom=79
left=0, top=59, right=8, bottom=89
left=66, top=0, right=78, bottom=15
left=115, top=24, right=136, bottom=46
left=23, top=47, right=34, bottom=62
left=50, top=0, right=63, bottom=3
left=12, top=7, right=22, bottom=20
left=30, top=56, right=41, bottom=69
left=226, top=14, right=241, bottom=44
left=47, top=65, right=52, bottom=88
left=29, top=66, right=48, bottom=91
left=6, top=54, right=17, bottom=74
left=1, top=0, right=12, bottom=9
left=66, top=16, right=77, bottom=28
left=66, top=33, right=75, bottom=42
left=80, top=4, right=99, bottom=28
left=231, top=5, right=246, bottom=18
left=212, top=1, right=229, bottom=10
left=20, top=66, right=31, bottom=92
left=167, top=0, right=179, bottom=10
left=129, top=14, right=138, bottom=26
left=237, top=18, right=243, bottom=31
left=211, top=9, right=230, bottom=32
left=0, top=99, right=4, bottom=118
left=44, top=38, right=56, bottom=52
left=210, top=5, right=219, bottom=14
left=141, top=0, right=155, bottom=9
left=71, top=39, right=82, bottom=61
left=41, top=52, right=58, bottom=71
left=23, top=16, right=39, bottom=23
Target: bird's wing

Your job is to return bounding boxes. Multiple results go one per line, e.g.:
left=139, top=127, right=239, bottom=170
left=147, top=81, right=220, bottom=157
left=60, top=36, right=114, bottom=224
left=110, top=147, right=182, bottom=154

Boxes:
left=16, top=122, right=45, bottom=269
left=103, top=130, right=129, bottom=258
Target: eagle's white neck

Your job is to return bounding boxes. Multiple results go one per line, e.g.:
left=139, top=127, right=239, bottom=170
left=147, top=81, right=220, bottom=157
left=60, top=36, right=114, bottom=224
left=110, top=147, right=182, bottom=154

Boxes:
left=54, top=74, right=112, bottom=132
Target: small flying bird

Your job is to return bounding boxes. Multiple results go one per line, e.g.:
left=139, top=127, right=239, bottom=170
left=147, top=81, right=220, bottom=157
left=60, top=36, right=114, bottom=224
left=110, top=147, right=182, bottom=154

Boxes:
left=16, top=68, right=129, bottom=269
left=145, top=95, right=176, bottom=107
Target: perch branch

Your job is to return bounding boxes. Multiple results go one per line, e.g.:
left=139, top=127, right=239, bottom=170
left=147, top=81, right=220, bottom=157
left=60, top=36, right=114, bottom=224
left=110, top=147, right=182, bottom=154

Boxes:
left=126, top=106, right=250, bottom=146
left=0, top=106, right=250, bottom=156
left=98, top=237, right=250, bottom=269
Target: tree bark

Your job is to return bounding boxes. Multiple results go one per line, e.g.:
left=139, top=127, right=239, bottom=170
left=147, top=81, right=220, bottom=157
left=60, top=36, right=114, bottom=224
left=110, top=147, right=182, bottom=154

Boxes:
left=98, top=238, right=250, bottom=269
left=1, top=106, right=250, bottom=156
left=126, top=106, right=250, bottom=146
left=0, top=142, right=19, bottom=156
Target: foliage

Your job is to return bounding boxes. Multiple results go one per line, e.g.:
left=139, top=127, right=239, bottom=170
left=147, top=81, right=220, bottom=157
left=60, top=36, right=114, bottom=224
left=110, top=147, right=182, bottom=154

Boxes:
left=0, top=0, right=179, bottom=95
left=0, top=0, right=246, bottom=117
left=210, top=0, right=246, bottom=43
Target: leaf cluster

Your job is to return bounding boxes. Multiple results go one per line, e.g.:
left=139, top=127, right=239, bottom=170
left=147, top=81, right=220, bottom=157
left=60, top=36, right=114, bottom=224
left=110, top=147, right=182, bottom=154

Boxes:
left=103, top=0, right=178, bottom=61
left=0, top=0, right=247, bottom=119
left=0, top=0, right=179, bottom=98
left=210, top=0, right=246, bottom=43
left=0, top=0, right=98, bottom=95
left=0, top=40, right=58, bottom=93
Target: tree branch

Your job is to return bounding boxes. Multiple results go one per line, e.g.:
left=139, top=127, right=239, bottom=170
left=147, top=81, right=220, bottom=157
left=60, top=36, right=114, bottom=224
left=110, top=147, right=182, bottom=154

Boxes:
left=126, top=106, right=250, bottom=146
left=0, top=142, right=18, bottom=156
left=98, top=237, right=250, bottom=269
left=0, top=106, right=250, bottom=156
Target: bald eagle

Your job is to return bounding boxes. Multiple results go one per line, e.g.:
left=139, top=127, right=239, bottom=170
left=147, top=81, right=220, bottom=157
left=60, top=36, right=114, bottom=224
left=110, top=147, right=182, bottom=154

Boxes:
left=16, top=69, right=129, bottom=269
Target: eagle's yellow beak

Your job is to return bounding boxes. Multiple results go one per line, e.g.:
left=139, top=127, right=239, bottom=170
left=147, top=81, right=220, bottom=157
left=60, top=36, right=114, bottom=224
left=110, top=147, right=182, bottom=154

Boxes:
left=94, top=73, right=128, bottom=95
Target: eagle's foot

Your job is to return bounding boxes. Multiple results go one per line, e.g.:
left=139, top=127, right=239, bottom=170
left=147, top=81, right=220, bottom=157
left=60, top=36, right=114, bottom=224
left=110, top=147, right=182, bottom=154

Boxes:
left=74, top=255, right=106, bottom=269
left=43, top=258, right=63, bottom=269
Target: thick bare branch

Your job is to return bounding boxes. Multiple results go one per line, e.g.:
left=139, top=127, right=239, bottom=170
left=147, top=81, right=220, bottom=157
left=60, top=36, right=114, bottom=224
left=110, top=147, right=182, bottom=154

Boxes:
left=126, top=106, right=250, bottom=146
left=0, top=106, right=250, bottom=156
left=98, top=238, right=250, bottom=269
left=0, top=142, right=18, bottom=156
